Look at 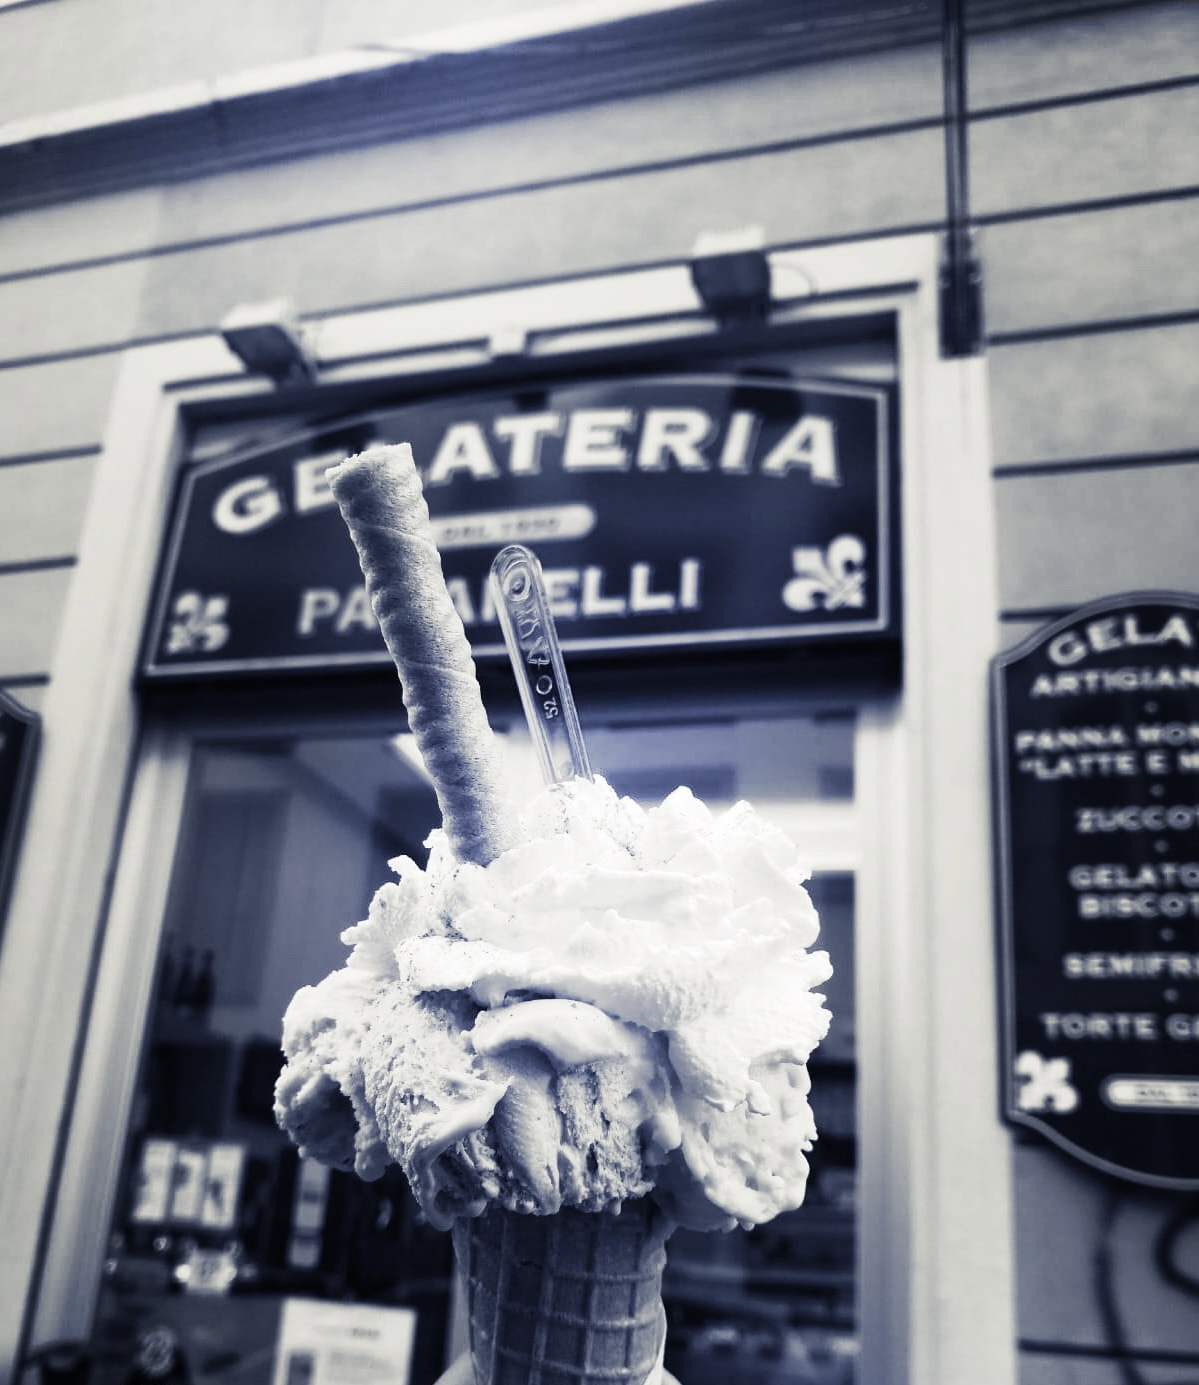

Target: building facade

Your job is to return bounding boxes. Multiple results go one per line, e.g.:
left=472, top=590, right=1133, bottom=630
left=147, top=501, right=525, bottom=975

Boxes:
left=1, top=2, right=1197, bottom=1383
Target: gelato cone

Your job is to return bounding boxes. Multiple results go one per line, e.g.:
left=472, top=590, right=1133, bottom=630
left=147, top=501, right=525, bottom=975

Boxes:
left=276, top=444, right=834, bottom=1385
left=277, top=774, right=832, bottom=1227
left=452, top=1199, right=671, bottom=1385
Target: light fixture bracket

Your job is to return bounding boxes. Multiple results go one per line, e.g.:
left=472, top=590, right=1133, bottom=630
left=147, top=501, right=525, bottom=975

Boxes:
left=220, top=299, right=316, bottom=386
left=689, top=227, right=773, bottom=326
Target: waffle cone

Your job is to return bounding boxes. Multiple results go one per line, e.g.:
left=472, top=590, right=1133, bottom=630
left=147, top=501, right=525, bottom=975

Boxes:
left=451, top=1200, right=672, bottom=1385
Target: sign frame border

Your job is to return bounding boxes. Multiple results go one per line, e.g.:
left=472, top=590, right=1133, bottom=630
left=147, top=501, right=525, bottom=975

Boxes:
left=140, top=373, right=898, bottom=679
left=990, top=587, right=1199, bottom=1189
left=0, top=689, right=41, bottom=944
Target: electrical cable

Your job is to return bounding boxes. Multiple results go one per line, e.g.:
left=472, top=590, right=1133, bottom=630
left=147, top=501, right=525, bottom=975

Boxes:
left=1094, top=1181, right=1199, bottom=1385
left=1095, top=1182, right=1147, bottom=1385
left=1154, top=1193, right=1199, bottom=1301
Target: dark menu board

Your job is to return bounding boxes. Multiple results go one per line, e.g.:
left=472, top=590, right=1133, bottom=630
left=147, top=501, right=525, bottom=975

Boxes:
left=0, top=691, right=39, bottom=940
left=992, top=592, right=1199, bottom=1186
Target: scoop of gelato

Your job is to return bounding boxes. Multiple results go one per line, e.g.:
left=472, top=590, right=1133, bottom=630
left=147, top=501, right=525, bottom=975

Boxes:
left=275, top=775, right=832, bottom=1232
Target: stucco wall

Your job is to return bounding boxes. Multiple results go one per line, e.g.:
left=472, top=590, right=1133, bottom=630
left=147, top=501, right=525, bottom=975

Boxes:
left=0, top=1, right=1196, bottom=1379
left=0, top=0, right=550, bottom=124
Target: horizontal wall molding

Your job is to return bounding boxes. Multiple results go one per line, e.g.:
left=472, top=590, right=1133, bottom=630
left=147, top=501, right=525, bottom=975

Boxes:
left=5, top=154, right=1195, bottom=297
left=0, top=556, right=76, bottom=577
left=0, top=224, right=935, bottom=375
left=5, top=263, right=1196, bottom=381
left=976, top=181, right=1199, bottom=228
left=0, top=444, right=101, bottom=469
left=994, top=449, right=1199, bottom=479
left=989, top=306, right=1199, bottom=346
left=0, top=0, right=1146, bottom=213
left=1020, top=1339, right=1199, bottom=1366
left=1001, top=606, right=1077, bottom=624
left=0, top=119, right=946, bottom=288
left=971, top=70, right=1199, bottom=122
left=0, top=331, right=210, bottom=376
left=0, top=3, right=943, bottom=213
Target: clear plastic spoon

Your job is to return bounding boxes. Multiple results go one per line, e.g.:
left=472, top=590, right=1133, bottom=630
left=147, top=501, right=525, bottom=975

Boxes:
left=489, top=544, right=592, bottom=786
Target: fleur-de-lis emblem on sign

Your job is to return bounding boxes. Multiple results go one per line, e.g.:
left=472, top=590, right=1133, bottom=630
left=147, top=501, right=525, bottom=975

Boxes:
left=782, top=534, right=868, bottom=612
left=1014, top=1050, right=1079, bottom=1113
left=165, top=591, right=231, bottom=655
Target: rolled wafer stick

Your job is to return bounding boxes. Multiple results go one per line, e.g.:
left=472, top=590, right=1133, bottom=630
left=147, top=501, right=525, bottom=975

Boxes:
left=329, top=444, right=517, bottom=866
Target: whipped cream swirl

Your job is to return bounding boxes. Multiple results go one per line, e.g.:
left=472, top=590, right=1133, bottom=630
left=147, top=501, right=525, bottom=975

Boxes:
left=276, top=775, right=832, bottom=1232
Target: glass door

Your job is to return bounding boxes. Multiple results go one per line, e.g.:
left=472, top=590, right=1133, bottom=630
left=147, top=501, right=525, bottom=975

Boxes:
left=592, top=717, right=858, bottom=1385
left=90, top=731, right=450, bottom=1385
left=88, top=708, right=859, bottom=1385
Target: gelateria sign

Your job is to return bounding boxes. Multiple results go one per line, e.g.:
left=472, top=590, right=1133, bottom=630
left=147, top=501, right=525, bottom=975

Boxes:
left=993, top=592, right=1199, bottom=1187
left=142, top=375, right=896, bottom=677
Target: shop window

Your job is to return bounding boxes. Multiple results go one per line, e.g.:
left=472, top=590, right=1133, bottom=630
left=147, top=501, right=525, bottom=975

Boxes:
left=91, top=712, right=858, bottom=1385
left=163, top=788, right=288, bottom=1011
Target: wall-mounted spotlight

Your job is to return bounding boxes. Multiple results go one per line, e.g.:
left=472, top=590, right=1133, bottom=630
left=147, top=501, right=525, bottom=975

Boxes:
left=219, top=298, right=316, bottom=386
left=689, top=227, right=773, bottom=326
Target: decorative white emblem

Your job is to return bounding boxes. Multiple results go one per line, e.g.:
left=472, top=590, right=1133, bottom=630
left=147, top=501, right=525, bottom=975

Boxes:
left=165, top=591, right=231, bottom=655
left=782, top=534, right=867, bottom=612
left=1014, top=1050, right=1079, bottom=1113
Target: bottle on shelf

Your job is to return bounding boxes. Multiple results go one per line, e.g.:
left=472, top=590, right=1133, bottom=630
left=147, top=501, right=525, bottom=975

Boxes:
left=190, top=950, right=216, bottom=1027
left=154, top=934, right=176, bottom=1022
left=171, top=947, right=195, bottom=1015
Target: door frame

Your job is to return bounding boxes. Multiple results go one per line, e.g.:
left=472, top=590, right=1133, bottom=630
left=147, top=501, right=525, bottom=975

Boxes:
left=2, top=232, right=1016, bottom=1385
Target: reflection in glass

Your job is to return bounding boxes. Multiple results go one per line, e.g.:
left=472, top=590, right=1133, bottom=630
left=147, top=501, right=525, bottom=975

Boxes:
left=91, top=715, right=856, bottom=1385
